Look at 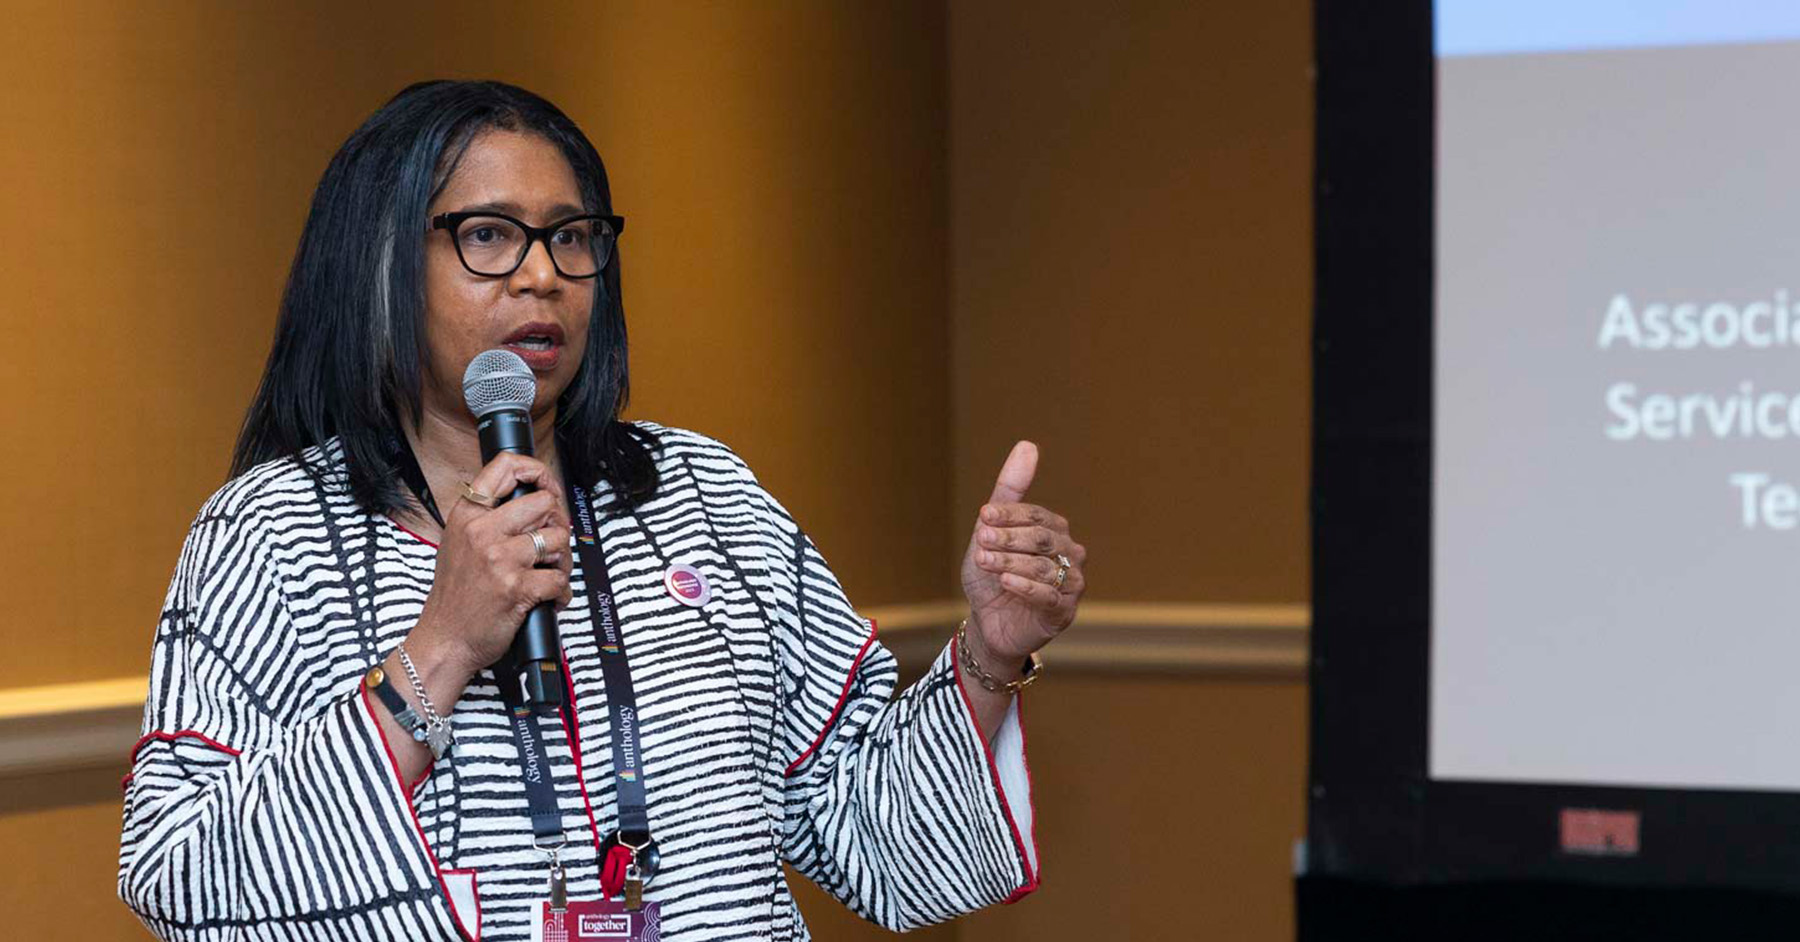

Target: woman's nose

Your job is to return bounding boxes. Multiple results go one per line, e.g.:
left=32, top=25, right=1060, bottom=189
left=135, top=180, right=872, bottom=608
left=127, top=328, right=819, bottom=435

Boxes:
left=507, top=236, right=562, bottom=296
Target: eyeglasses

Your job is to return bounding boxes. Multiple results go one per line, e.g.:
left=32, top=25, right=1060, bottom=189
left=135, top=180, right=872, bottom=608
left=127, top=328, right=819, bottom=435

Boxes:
left=430, top=211, right=624, bottom=279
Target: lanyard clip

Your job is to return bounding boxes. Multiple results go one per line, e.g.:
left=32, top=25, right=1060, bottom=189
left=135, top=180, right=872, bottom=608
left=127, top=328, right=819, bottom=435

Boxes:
left=537, top=835, right=569, bottom=913
left=546, top=847, right=568, bottom=913
left=600, top=830, right=661, bottom=903
left=624, top=861, right=645, bottom=911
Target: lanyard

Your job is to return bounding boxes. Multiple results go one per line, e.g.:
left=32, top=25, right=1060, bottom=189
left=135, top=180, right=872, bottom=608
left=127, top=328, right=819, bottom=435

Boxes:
left=391, top=433, right=447, bottom=530
left=498, top=668, right=567, bottom=843
left=567, top=483, right=653, bottom=843
left=518, top=482, right=660, bottom=903
left=390, top=436, right=659, bottom=901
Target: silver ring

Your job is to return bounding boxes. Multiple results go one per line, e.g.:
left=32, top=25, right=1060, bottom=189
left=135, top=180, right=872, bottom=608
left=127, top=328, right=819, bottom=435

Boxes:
left=528, top=529, right=548, bottom=565
left=1051, top=553, right=1072, bottom=589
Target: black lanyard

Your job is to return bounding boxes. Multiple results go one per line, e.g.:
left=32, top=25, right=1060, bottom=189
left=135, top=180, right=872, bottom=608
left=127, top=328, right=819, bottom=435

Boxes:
left=391, top=437, right=659, bottom=887
left=567, top=483, right=653, bottom=843
left=391, top=433, right=446, bottom=530
left=498, top=679, right=565, bottom=843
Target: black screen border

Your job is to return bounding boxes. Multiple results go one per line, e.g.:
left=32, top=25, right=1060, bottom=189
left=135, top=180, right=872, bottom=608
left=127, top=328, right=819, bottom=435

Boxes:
left=1306, top=0, right=1800, bottom=893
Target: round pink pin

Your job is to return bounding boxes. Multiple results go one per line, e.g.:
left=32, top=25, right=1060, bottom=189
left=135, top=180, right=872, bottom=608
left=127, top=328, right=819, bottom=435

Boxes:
left=664, top=565, right=710, bottom=607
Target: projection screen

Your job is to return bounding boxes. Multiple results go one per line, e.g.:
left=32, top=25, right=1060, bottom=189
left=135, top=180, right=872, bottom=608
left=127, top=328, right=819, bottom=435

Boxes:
left=1433, top=2, right=1800, bottom=790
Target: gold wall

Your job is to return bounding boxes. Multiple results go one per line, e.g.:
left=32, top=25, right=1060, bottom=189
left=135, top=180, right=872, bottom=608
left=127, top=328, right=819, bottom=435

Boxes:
left=948, top=0, right=1313, bottom=602
left=0, top=1, right=1311, bottom=939
left=941, top=1, right=1313, bottom=938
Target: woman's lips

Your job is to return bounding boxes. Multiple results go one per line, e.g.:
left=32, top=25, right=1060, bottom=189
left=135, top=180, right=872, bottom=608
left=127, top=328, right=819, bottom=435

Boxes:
left=499, top=322, right=566, bottom=371
left=503, top=341, right=562, bottom=371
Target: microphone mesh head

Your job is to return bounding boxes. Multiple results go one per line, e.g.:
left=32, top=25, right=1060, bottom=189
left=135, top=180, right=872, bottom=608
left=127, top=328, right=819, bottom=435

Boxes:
left=462, top=349, right=538, bottom=417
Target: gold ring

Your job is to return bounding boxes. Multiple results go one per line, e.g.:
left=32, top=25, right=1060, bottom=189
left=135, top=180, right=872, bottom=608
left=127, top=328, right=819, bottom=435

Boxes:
left=1051, top=553, right=1072, bottom=589
left=528, top=529, right=548, bottom=564
left=459, top=481, right=501, bottom=509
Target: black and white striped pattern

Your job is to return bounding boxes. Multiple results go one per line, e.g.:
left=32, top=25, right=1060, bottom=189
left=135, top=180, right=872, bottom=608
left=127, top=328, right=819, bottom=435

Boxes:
left=119, top=424, right=1037, bottom=940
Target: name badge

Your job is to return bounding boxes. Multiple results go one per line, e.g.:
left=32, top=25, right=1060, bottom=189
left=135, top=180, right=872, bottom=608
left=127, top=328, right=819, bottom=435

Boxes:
left=531, top=899, right=662, bottom=942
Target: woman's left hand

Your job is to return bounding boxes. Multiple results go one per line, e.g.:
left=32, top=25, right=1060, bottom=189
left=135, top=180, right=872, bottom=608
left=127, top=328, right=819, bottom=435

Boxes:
left=960, top=441, right=1087, bottom=670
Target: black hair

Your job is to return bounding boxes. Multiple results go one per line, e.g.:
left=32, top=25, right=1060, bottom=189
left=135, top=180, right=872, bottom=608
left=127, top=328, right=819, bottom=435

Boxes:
left=231, top=79, right=659, bottom=514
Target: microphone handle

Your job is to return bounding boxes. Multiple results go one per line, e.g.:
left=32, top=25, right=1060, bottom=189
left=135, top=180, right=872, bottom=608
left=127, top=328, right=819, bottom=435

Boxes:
left=475, top=409, right=564, bottom=712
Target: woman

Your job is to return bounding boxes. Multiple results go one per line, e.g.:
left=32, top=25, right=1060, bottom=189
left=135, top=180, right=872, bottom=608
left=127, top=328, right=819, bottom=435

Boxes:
left=118, top=80, right=1086, bottom=941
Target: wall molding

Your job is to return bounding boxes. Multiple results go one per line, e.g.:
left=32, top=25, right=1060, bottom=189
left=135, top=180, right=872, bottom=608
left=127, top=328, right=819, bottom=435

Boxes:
left=0, top=601, right=1308, bottom=781
left=871, top=600, right=1310, bottom=677
left=0, top=677, right=149, bottom=779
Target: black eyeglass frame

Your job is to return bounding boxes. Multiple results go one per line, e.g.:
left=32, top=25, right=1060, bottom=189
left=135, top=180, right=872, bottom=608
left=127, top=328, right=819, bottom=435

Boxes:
left=430, top=210, right=625, bottom=279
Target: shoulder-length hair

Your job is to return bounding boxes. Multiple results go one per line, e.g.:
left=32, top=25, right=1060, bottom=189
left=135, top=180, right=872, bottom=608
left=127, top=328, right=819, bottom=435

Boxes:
left=232, top=79, right=659, bottom=514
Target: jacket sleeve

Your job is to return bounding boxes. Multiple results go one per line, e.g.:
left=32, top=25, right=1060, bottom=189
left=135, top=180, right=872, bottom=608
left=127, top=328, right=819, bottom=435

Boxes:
left=117, top=489, right=470, bottom=941
left=718, top=461, right=1039, bottom=930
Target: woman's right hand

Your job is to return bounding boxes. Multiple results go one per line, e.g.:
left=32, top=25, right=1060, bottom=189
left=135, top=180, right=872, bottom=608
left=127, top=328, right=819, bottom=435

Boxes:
left=410, top=452, right=575, bottom=682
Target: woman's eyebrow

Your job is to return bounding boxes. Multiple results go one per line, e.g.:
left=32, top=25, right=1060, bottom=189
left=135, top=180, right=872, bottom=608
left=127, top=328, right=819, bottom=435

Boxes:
left=456, top=200, right=586, bottom=220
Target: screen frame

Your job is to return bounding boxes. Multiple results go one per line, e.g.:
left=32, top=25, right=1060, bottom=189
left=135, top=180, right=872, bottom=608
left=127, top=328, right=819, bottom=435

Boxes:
left=1306, top=0, right=1800, bottom=891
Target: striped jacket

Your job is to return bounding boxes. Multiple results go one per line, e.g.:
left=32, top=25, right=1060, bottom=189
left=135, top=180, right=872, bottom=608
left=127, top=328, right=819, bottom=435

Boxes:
left=118, top=423, right=1038, bottom=940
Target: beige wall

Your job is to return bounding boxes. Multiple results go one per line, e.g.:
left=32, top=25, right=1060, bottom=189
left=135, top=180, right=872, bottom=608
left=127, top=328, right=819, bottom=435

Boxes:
left=949, top=0, right=1313, bottom=602
left=0, top=1, right=1311, bottom=939
left=942, top=1, right=1313, bottom=938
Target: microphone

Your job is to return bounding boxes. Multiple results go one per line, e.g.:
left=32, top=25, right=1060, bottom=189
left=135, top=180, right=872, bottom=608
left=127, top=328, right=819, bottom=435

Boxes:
left=462, top=349, right=563, bottom=712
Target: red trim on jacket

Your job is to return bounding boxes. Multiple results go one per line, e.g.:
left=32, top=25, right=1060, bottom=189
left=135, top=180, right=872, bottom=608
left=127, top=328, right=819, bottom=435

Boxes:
left=122, top=729, right=244, bottom=790
left=388, top=517, right=440, bottom=548
left=361, top=686, right=478, bottom=942
left=129, top=729, right=242, bottom=762
left=441, top=869, right=483, bottom=941
left=949, top=632, right=1041, bottom=904
left=782, top=618, right=880, bottom=777
left=1001, top=692, right=1041, bottom=904
left=557, top=647, right=610, bottom=875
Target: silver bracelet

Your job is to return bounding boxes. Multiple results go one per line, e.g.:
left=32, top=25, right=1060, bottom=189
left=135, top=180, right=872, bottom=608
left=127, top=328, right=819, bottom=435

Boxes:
left=396, top=643, right=456, bottom=759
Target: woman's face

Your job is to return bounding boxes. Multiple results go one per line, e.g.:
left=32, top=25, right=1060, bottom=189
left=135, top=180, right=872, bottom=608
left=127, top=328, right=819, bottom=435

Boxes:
left=421, top=129, right=595, bottom=421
